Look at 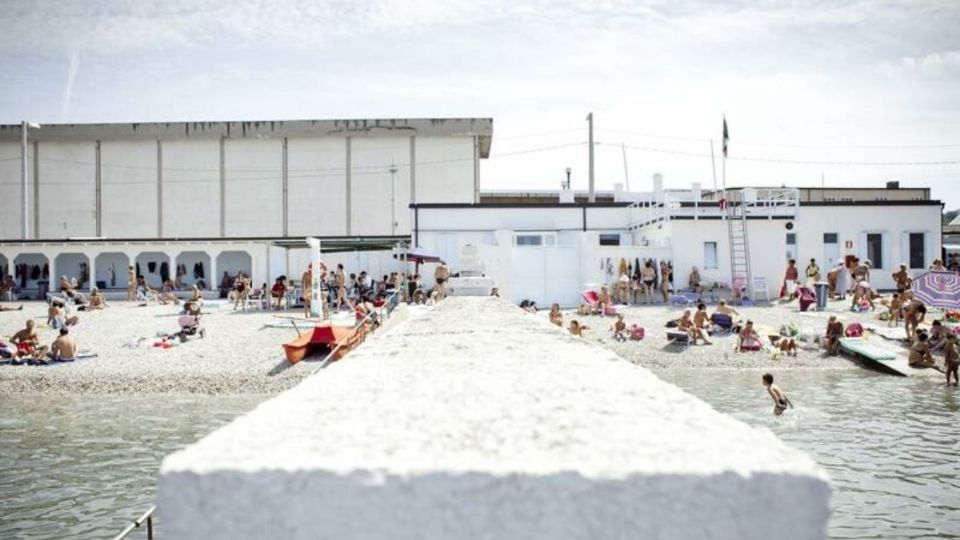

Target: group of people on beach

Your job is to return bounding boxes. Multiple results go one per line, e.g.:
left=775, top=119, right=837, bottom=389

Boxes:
left=1, top=319, right=78, bottom=365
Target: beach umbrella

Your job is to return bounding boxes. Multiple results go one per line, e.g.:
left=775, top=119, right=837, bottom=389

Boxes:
left=913, top=271, right=960, bottom=309
left=392, top=248, right=444, bottom=265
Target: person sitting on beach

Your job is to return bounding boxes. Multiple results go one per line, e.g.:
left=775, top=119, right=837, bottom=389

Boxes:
left=903, top=300, right=927, bottom=341
left=10, top=320, right=44, bottom=362
left=908, top=333, right=937, bottom=368
left=737, top=320, right=761, bottom=352
left=805, top=258, right=820, bottom=284
left=944, top=333, right=959, bottom=386
left=159, top=279, right=181, bottom=305
left=599, top=286, right=612, bottom=313
left=773, top=336, right=798, bottom=357
left=679, top=309, right=712, bottom=346
left=693, top=303, right=712, bottom=335
left=714, top=299, right=738, bottom=318
left=88, top=288, right=106, bottom=310
left=271, top=277, right=287, bottom=309
left=48, top=327, right=77, bottom=362
left=549, top=303, right=563, bottom=327
left=612, top=314, right=628, bottom=342
left=688, top=267, right=702, bottom=294
left=218, top=271, right=233, bottom=299
left=568, top=319, right=585, bottom=337
left=47, top=300, right=67, bottom=329
left=762, top=373, right=793, bottom=416
left=930, top=258, right=947, bottom=271
left=824, top=316, right=844, bottom=356
left=0, top=275, right=16, bottom=302
left=189, top=284, right=203, bottom=304
left=928, top=320, right=949, bottom=352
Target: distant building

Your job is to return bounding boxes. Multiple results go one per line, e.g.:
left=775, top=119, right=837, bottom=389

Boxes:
left=413, top=176, right=943, bottom=306
left=0, top=118, right=492, bottom=293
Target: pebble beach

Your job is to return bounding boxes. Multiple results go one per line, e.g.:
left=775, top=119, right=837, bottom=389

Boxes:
left=0, top=301, right=324, bottom=395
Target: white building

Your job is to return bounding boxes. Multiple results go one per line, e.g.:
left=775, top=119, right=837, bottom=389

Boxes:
left=0, top=118, right=492, bottom=294
left=413, top=178, right=942, bottom=307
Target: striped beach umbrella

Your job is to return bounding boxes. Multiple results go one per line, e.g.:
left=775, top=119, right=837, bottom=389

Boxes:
left=913, top=271, right=960, bottom=309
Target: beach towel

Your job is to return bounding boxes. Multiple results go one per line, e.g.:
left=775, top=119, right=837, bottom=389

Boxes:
left=603, top=304, right=619, bottom=317
left=845, top=322, right=864, bottom=338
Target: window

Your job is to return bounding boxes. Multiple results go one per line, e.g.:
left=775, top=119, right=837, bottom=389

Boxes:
left=704, top=241, right=719, bottom=270
left=599, top=234, right=621, bottom=246
left=515, top=234, right=542, bottom=247
left=786, top=233, right=797, bottom=260
left=823, top=233, right=838, bottom=244
left=909, top=233, right=925, bottom=269
left=867, top=233, right=883, bottom=269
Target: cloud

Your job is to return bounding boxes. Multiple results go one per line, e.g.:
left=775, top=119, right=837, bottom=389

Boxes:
left=883, top=50, right=960, bottom=77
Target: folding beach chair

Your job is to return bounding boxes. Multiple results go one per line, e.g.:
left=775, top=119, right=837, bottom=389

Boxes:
left=710, top=313, right=734, bottom=334
left=666, top=330, right=692, bottom=348
left=581, top=290, right=601, bottom=314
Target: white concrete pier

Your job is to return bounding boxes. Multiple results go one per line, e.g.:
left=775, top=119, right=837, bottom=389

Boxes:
left=157, top=297, right=830, bottom=539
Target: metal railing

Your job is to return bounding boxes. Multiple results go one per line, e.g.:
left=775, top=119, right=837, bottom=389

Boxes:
left=628, top=188, right=800, bottom=230
left=311, top=290, right=400, bottom=374
left=113, top=505, right=155, bottom=540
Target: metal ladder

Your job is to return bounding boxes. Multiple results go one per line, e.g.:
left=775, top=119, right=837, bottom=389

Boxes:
left=726, top=195, right=753, bottom=303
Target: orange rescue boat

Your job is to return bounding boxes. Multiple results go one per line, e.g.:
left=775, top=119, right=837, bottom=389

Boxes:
left=282, top=323, right=368, bottom=364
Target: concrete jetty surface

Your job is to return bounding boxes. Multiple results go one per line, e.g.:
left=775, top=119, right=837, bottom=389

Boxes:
left=157, top=297, right=830, bottom=539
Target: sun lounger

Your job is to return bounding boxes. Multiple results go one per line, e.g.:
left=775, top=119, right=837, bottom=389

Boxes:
left=666, top=330, right=691, bottom=347
left=670, top=292, right=699, bottom=306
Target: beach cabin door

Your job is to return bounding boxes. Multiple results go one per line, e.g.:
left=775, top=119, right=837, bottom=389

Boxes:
left=823, top=233, right=839, bottom=270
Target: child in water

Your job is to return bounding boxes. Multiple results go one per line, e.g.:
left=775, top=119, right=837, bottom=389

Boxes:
left=944, top=333, right=959, bottom=386
left=762, top=373, right=793, bottom=416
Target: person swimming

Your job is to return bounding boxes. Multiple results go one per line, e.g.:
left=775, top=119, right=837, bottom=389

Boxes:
left=762, top=373, right=793, bottom=416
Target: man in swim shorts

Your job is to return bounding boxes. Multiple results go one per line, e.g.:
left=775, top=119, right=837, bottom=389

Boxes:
left=49, top=327, right=77, bottom=362
left=825, top=315, right=844, bottom=356
left=944, top=333, right=959, bottom=386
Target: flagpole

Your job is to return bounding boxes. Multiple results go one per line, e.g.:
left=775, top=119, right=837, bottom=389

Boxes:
left=709, top=139, right=718, bottom=194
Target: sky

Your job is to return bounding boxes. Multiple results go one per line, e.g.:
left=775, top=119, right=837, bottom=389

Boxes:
left=1, top=0, right=959, bottom=206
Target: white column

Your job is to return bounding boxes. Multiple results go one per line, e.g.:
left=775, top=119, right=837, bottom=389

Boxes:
left=208, top=250, right=221, bottom=292
left=88, top=250, right=97, bottom=292
left=46, top=251, right=56, bottom=300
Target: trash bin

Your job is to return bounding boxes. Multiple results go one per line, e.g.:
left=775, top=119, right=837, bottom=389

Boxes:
left=814, top=281, right=828, bottom=310
left=37, top=280, right=49, bottom=301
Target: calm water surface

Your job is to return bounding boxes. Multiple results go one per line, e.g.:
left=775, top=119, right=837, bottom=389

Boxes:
left=0, top=393, right=267, bottom=539
left=1, top=372, right=958, bottom=539
left=657, top=369, right=960, bottom=539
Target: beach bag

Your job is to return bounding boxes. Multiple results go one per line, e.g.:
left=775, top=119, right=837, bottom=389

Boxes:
left=630, top=325, right=645, bottom=341
left=665, top=320, right=678, bottom=328
left=845, top=322, right=863, bottom=338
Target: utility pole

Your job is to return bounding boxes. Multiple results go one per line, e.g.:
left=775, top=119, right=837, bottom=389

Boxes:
left=587, top=112, right=595, bottom=203
left=621, top=143, right=630, bottom=192
left=389, top=159, right=398, bottom=236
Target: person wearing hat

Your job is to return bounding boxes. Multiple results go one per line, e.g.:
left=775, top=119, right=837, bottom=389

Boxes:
left=827, top=258, right=847, bottom=300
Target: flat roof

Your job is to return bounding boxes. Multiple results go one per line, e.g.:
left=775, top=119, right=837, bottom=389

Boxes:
left=0, top=118, right=493, bottom=157
left=0, top=235, right=410, bottom=253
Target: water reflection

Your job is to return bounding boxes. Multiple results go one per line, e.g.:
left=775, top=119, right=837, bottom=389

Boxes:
left=0, top=394, right=265, bottom=539
left=656, top=369, right=960, bottom=539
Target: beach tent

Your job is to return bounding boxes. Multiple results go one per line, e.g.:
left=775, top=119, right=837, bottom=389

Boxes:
left=913, top=271, right=960, bottom=309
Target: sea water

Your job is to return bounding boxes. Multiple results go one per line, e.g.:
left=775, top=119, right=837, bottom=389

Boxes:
left=0, top=393, right=267, bottom=539
left=658, top=368, right=960, bottom=539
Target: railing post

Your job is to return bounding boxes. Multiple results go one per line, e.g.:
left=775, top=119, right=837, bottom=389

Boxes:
left=147, top=516, right=154, bottom=540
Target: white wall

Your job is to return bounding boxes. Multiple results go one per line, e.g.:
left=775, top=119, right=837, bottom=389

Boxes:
left=101, top=141, right=158, bottom=238
left=12, top=253, right=49, bottom=289
left=796, top=205, right=942, bottom=289
left=175, top=251, right=212, bottom=287
left=217, top=251, right=253, bottom=281
left=417, top=207, right=584, bottom=233
left=287, top=138, right=347, bottom=236
left=38, top=142, right=97, bottom=238
left=415, top=137, right=474, bottom=203
left=162, top=140, right=220, bottom=237
left=0, top=142, right=30, bottom=239
left=351, top=137, right=411, bottom=236
left=225, top=139, right=283, bottom=237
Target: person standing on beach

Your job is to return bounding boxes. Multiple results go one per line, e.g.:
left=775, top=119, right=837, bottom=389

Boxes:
left=781, top=259, right=799, bottom=299
left=434, top=262, right=450, bottom=301
left=127, top=265, right=137, bottom=301
left=301, top=264, right=313, bottom=318
left=904, top=300, right=927, bottom=341
left=892, top=264, right=913, bottom=299
left=825, top=316, right=844, bottom=356
left=805, top=258, right=820, bottom=284
left=944, top=333, right=959, bottom=386
left=762, top=373, right=793, bottom=416
left=335, top=264, right=346, bottom=310
left=659, top=261, right=671, bottom=303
